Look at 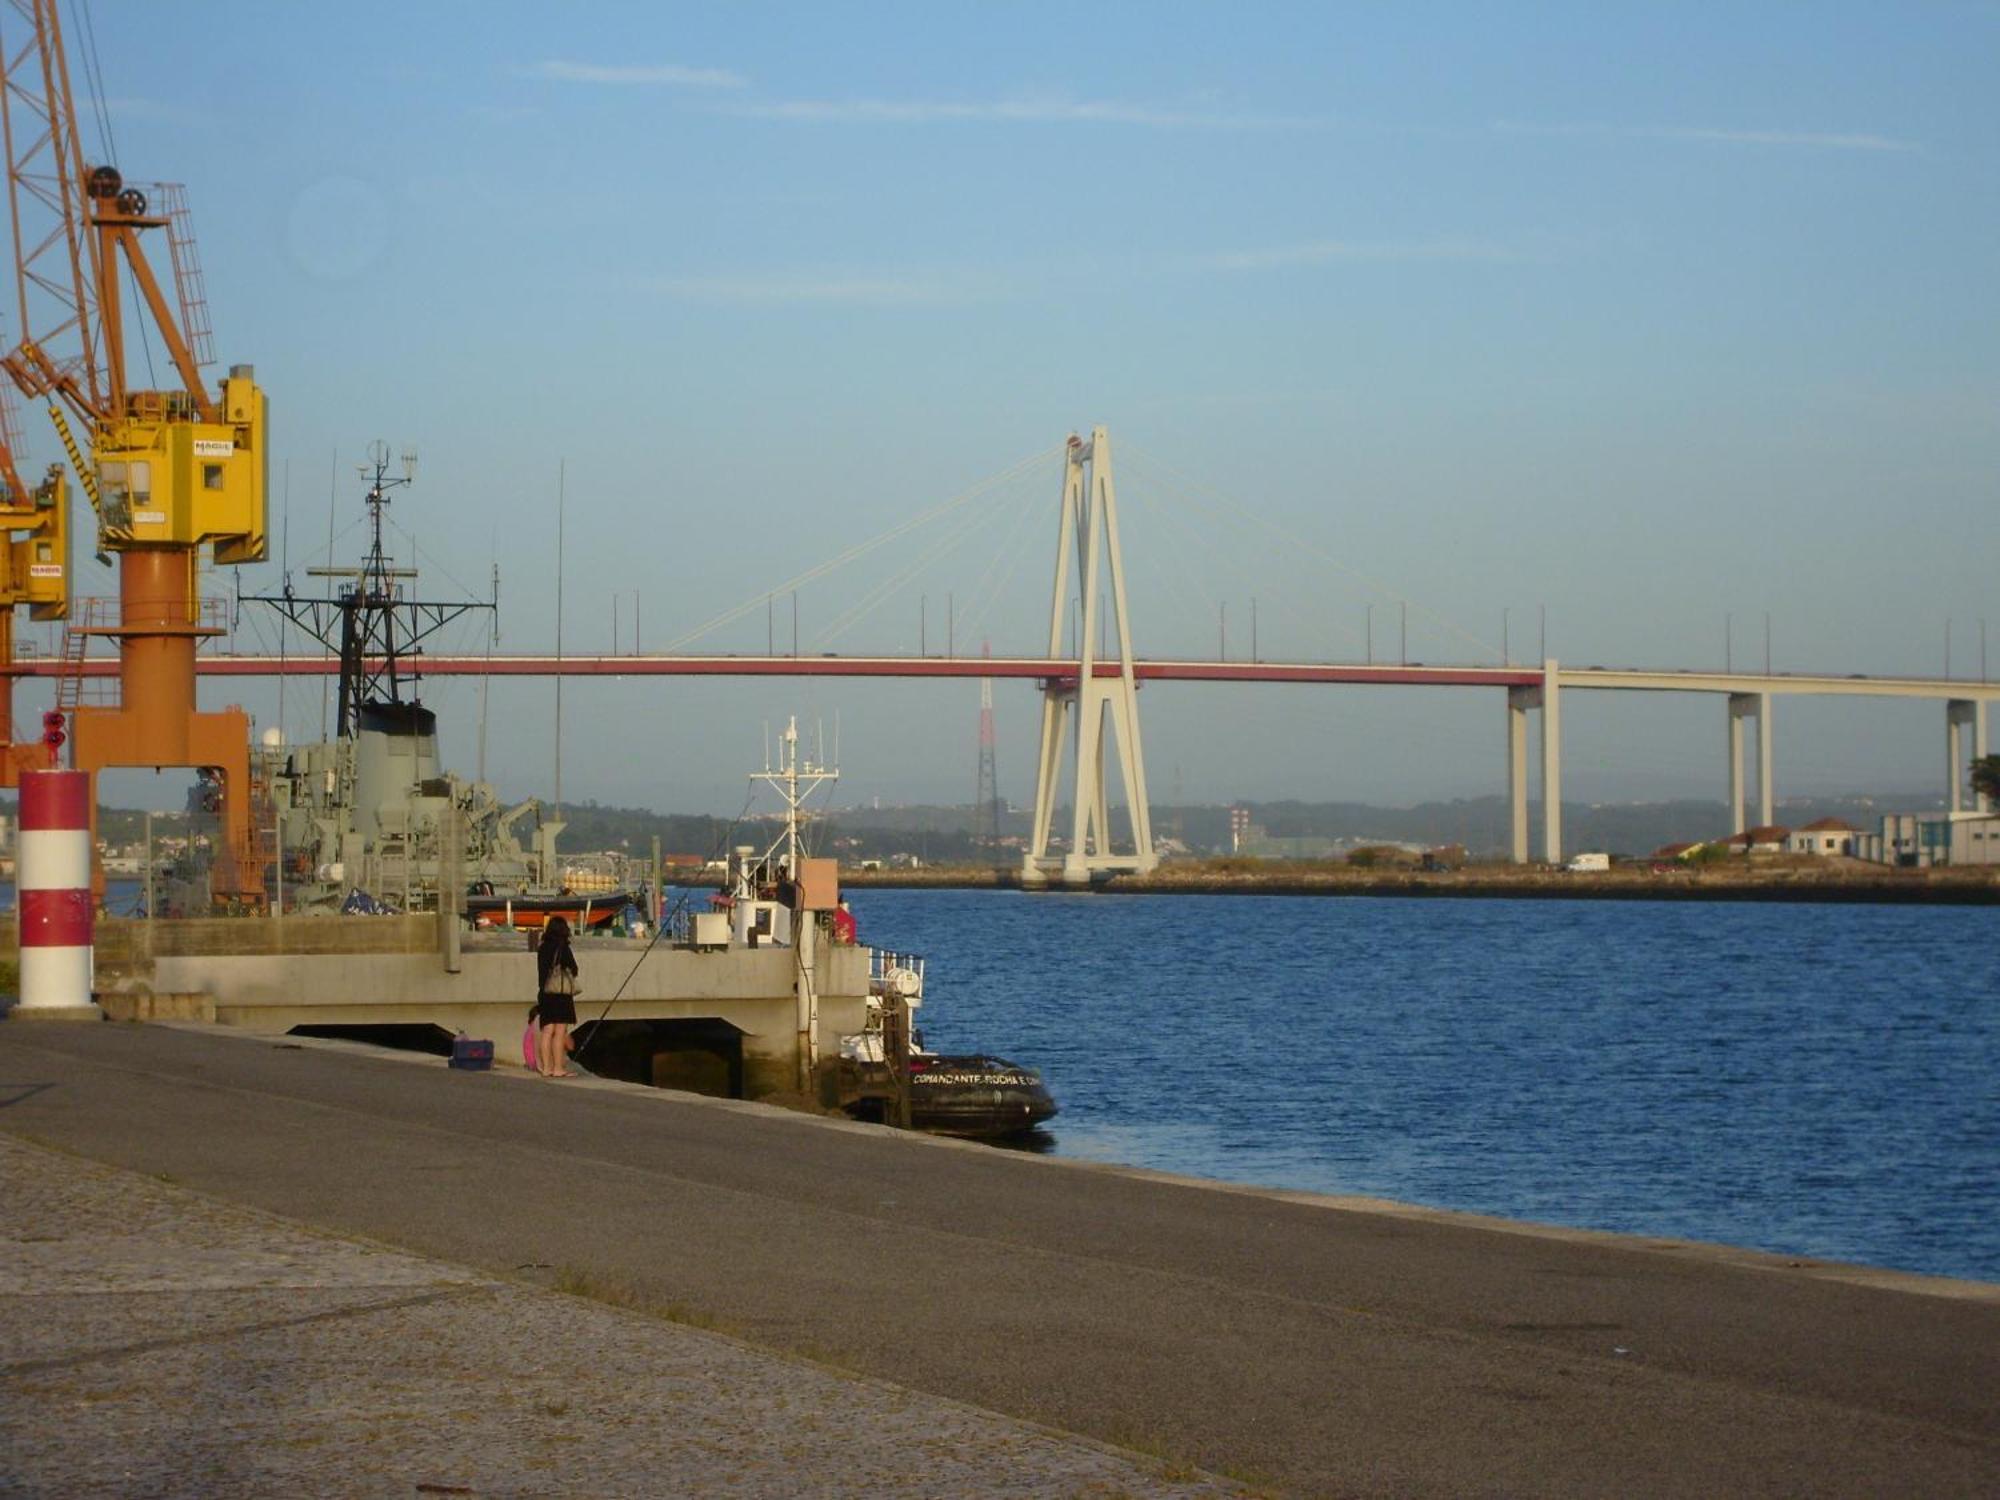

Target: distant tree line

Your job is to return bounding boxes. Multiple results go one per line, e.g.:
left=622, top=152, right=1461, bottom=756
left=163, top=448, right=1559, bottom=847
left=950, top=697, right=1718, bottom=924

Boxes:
left=3, top=785, right=1960, bottom=866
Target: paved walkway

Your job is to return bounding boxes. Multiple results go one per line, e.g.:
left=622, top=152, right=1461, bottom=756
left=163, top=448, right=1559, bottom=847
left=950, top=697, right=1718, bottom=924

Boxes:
left=2, top=1021, right=1997, bottom=1497
left=0, top=1132, right=1240, bottom=1497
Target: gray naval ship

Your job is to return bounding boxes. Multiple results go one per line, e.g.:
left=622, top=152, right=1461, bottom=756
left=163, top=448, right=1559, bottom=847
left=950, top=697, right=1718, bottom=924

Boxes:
left=254, top=700, right=563, bottom=916
left=235, top=443, right=571, bottom=918
left=167, top=445, right=1053, bottom=1137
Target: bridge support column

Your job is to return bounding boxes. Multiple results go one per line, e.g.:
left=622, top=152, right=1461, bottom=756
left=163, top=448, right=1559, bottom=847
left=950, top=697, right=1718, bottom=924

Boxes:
left=1946, top=700, right=1984, bottom=814
left=1540, top=659, right=1561, bottom=865
left=1759, top=693, right=1774, bottom=829
left=1022, top=427, right=1155, bottom=887
left=1726, top=693, right=1772, bottom=833
left=1506, top=685, right=1531, bottom=864
left=1980, top=703, right=1992, bottom=815
left=1727, top=697, right=1745, bottom=833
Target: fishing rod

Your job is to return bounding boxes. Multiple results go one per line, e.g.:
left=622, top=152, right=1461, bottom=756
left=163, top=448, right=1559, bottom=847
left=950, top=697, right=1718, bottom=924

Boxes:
left=569, top=790, right=760, bottom=1057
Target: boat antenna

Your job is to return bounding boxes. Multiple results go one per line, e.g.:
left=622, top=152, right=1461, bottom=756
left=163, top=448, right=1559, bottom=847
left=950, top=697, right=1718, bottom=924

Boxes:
left=748, top=714, right=838, bottom=873
left=277, top=460, right=290, bottom=741
left=553, top=458, right=565, bottom=819
left=320, top=447, right=336, bottom=740
left=243, top=442, right=483, bottom=740
left=478, top=555, right=497, bottom=784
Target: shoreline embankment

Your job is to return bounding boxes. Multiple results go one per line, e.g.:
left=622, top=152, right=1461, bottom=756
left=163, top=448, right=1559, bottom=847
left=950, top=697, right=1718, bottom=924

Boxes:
left=841, top=862, right=2000, bottom=904
left=3, top=1023, right=1995, bottom=1498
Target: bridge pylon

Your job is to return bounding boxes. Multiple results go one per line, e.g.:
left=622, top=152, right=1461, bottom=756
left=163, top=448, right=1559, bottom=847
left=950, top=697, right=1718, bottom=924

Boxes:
left=1023, top=426, right=1156, bottom=887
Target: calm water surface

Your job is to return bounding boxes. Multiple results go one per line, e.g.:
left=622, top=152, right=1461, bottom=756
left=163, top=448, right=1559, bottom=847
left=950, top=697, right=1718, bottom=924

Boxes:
left=853, top=889, right=1999, bottom=1282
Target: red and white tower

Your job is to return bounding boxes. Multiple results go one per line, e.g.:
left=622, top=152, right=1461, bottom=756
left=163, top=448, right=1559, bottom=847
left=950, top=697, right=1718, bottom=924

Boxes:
left=10, top=765, right=99, bottom=1020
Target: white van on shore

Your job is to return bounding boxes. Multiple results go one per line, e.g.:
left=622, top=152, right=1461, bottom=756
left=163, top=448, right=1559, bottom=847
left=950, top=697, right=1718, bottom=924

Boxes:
left=1564, top=852, right=1611, bottom=873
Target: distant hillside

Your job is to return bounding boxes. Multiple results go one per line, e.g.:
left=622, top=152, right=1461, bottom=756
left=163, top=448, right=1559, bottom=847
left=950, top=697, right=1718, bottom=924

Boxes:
left=1218, top=794, right=1943, bottom=859
left=0, top=789, right=1951, bottom=864
left=815, top=791, right=1945, bottom=861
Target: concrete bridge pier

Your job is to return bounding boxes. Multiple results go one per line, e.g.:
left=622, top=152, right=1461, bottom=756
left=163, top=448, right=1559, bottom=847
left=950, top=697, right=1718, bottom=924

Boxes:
left=1727, top=692, right=1773, bottom=834
left=1021, top=426, right=1157, bottom=886
left=1946, top=699, right=1989, bottom=813
left=1504, top=662, right=1563, bottom=865
left=1506, top=685, right=1532, bottom=864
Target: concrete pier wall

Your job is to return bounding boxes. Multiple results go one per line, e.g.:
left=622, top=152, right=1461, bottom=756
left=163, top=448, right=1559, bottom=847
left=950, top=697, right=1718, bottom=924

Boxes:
left=26, top=914, right=877, bottom=1099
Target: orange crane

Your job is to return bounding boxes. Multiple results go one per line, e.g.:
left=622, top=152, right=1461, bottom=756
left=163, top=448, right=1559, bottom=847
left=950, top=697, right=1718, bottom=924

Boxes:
left=0, top=0, right=268, bottom=903
left=0, top=376, right=69, bottom=778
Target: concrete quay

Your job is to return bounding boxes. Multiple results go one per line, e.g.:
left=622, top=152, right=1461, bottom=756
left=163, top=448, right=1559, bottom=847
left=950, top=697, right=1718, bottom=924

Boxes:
left=0, top=1132, right=1232, bottom=1498
left=841, top=863, right=2000, bottom=904
left=0, top=912, right=877, bottom=1098
left=2, top=1022, right=1996, bottom=1498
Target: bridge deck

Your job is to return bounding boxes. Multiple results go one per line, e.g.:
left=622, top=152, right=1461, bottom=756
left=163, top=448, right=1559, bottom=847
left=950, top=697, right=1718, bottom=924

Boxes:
left=15, top=652, right=1998, bottom=698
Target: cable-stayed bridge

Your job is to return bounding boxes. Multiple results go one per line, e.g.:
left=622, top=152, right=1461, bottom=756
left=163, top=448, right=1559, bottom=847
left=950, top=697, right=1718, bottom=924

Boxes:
left=26, top=428, right=1999, bottom=882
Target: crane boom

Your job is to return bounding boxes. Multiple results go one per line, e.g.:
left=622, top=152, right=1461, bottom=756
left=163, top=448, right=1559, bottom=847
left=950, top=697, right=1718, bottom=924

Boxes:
left=0, top=0, right=104, bottom=416
left=0, top=0, right=267, bottom=909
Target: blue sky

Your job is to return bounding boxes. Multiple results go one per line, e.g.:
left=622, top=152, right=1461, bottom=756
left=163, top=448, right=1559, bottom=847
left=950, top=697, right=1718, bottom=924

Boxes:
left=22, top=3, right=1999, bottom=813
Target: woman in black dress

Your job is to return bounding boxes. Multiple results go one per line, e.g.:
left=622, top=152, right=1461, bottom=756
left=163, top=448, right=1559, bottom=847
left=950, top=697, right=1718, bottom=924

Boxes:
left=535, top=915, right=579, bottom=1078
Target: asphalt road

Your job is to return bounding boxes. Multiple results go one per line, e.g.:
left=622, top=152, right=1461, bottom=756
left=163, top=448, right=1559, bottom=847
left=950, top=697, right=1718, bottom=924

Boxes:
left=1, top=1132, right=1237, bottom=1498
left=3, top=1022, right=1996, bottom=1498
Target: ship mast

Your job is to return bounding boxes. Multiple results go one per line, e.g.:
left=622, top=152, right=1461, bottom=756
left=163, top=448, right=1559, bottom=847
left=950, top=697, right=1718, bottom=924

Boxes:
left=243, top=442, right=494, bottom=738
left=750, top=715, right=837, bottom=877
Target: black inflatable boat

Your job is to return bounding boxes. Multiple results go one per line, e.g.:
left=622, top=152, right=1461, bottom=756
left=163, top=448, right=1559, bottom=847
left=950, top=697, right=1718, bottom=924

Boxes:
left=906, top=1054, right=1058, bottom=1138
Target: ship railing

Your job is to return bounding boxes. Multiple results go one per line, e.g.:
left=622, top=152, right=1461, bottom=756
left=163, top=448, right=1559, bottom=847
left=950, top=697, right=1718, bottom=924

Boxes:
left=868, top=949, right=926, bottom=997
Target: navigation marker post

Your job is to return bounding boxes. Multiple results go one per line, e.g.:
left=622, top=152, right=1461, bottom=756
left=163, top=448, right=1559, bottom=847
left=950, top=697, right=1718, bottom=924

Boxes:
left=8, top=768, right=100, bottom=1021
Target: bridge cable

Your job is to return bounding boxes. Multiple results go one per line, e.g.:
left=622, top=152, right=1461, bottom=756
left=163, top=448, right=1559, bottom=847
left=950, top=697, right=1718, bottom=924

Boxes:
left=812, top=483, right=1023, bottom=647
left=1123, top=442, right=1502, bottom=663
left=569, top=788, right=760, bottom=1061
left=953, top=475, right=1050, bottom=646
left=660, top=445, right=1062, bottom=652
left=811, top=488, right=1011, bottom=646
left=888, top=464, right=1049, bottom=649
left=1123, top=477, right=1344, bottom=659
left=1118, top=480, right=1223, bottom=634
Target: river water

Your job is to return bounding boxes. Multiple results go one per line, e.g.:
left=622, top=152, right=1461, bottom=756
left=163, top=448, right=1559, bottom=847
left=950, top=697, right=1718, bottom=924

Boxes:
left=851, top=888, right=1999, bottom=1283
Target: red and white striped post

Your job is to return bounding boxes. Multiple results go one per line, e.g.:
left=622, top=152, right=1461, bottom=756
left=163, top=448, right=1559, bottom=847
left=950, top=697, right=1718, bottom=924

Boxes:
left=10, top=768, right=100, bottom=1022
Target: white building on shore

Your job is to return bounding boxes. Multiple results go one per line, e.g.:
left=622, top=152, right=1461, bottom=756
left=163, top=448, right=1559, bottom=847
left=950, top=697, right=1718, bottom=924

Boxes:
left=1785, top=817, right=1857, bottom=857
left=1851, top=813, right=2000, bottom=867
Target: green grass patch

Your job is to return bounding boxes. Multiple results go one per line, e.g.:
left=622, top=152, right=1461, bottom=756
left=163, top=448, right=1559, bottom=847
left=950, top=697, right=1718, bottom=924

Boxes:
left=548, top=1265, right=745, bottom=1339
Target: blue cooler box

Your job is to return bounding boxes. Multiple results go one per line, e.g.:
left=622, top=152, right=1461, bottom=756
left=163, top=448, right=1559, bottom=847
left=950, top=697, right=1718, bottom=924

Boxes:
left=449, top=1036, right=494, bottom=1071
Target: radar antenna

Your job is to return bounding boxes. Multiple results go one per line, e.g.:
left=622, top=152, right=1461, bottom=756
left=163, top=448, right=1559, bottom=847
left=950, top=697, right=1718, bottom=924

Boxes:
left=242, top=442, right=493, bottom=736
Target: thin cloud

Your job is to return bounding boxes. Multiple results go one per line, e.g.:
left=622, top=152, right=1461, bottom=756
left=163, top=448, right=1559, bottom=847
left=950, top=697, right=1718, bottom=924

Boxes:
left=727, top=94, right=1319, bottom=129
left=1495, top=119, right=1915, bottom=153
left=465, top=103, right=543, bottom=124
left=1195, top=238, right=1526, bottom=272
left=652, top=270, right=1005, bottom=306
left=656, top=236, right=1525, bottom=304
left=1647, top=126, right=1913, bottom=152
left=529, top=59, right=746, bottom=88
left=87, top=95, right=209, bottom=126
